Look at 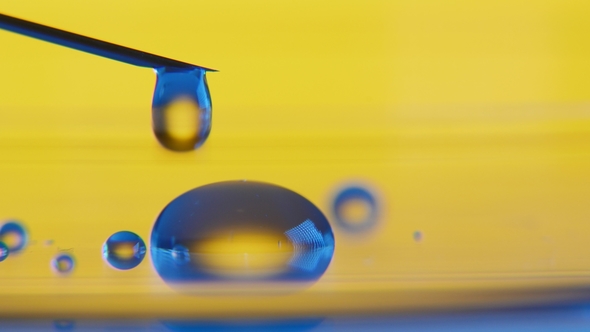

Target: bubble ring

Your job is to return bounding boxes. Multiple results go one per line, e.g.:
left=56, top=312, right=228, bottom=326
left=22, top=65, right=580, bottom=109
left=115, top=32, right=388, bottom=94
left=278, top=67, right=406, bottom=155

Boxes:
left=0, top=220, right=28, bottom=252
left=332, top=185, right=378, bottom=233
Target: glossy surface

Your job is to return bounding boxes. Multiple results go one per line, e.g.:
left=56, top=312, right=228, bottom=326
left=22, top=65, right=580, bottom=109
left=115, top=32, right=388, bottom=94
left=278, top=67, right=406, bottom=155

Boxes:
left=0, top=13, right=210, bottom=69
left=151, top=181, right=334, bottom=289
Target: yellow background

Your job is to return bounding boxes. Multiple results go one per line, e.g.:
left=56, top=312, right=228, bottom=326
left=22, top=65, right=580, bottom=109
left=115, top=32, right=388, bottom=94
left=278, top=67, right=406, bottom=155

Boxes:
left=1, top=0, right=590, bottom=318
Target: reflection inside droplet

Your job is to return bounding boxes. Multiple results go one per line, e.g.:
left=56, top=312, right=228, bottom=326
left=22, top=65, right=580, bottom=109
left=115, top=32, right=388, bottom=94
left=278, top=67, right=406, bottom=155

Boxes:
left=151, top=181, right=335, bottom=293
left=102, top=231, right=146, bottom=270
left=152, top=67, right=212, bottom=152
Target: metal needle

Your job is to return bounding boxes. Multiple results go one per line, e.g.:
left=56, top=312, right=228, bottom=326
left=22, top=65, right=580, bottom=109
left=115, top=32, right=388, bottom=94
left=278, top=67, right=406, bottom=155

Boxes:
left=0, top=12, right=215, bottom=71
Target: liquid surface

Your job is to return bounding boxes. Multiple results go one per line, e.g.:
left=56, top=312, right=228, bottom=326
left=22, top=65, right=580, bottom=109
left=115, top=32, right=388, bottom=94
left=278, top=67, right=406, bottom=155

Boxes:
left=151, top=181, right=335, bottom=290
left=102, top=231, right=146, bottom=270
left=152, top=67, right=212, bottom=152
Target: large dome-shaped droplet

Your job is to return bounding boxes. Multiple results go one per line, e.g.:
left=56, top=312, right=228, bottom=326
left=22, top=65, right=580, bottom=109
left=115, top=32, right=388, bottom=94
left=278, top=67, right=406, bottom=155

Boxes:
left=151, top=181, right=335, bottom=293
left=152, top=67, right=212, bottom=152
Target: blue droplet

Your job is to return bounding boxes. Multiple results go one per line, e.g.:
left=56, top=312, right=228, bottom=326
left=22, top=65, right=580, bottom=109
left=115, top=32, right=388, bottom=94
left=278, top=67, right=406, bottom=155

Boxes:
left=0, top=220, right=28, bottom=252
left=102, top=231, right=146, bottom=270
left=52, top=253, right=75, bottom=274
left=151, top=181, right=335, bottom=289
left=0, top=242, right=9, bottom=262
left=332, top=186, right=378, bottom=233
left=152, top=67, right=212, bottom=152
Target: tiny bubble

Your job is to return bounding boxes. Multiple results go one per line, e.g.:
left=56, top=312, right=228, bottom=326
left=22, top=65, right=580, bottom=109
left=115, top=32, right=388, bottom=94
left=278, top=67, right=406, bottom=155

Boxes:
left=413, top=231, right=423, bottom=242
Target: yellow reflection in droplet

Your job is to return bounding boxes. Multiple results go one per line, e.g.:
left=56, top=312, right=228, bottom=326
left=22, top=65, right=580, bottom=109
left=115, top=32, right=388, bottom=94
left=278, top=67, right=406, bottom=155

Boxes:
left=111, top=243, right=137, bottom=259
left=338, top=198, right=372, bottom=225
left=0, top=232, right=21, bottom=250
left=55, top=259, right=72, bottom=272
left=192, top=230, right=294, bottom=278
left=163, top=97, right=201, bottom=142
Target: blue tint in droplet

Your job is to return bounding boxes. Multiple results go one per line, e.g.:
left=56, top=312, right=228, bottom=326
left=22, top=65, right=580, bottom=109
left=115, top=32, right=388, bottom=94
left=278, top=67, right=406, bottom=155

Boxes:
left=0, top=242, right=9, bottom=262
left=0, top=220, right=28, bottom=252
left=152, top=67, right=212, bottom=152
left=162, top=317, right=325, bottom=332
left=171, top=244, right=190, bottom=264
left=151, top=181, right=335, bottom=289
left=52, top=253, right=75, bottom=274
left=332, top=186, right=378, bottom=233
left=102, top=231, right=146, bottom=270
left=53, top=320, right=75, bottom=331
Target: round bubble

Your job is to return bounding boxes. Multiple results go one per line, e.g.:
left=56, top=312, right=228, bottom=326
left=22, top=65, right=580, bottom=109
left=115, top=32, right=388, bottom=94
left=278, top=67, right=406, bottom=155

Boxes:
left=52, top=253, right=75, bottom=274
left=102, top=231, right=146, bottom=270
left=332, top=186, right=378, bottom=233
left=0, top=220, right=28, bottom=252
left=0, top=242, right=9, bottom=262
left=151, top=181, right=335, bottom=289
left=413, top=231, right=423, bottom=242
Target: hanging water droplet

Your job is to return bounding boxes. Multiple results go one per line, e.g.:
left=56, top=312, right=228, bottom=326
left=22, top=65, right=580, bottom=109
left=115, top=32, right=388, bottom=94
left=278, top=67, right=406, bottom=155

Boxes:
left=0, top=220, right=28, bottom=252
left=102, top=231, right=146, bottom=270
left=152, top=67, right=212, bottom=152
left=151, top=181, right=335, bottom=293
left=51, top=253, right=75, bottom=275
left=0, top=242, right=9, bottom=262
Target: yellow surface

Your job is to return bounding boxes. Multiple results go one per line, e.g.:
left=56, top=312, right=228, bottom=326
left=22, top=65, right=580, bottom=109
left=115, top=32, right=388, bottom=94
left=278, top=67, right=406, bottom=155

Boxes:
left=1, top=0, right=590, bottom=317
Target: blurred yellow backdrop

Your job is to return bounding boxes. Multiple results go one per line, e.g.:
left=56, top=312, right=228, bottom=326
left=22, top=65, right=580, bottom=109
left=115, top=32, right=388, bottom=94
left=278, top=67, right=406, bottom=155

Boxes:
left=1, top=0, right=590, bottom=318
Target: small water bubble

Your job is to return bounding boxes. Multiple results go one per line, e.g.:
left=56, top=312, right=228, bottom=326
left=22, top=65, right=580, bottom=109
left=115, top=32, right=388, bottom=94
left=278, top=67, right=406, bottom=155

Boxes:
left=52, top=253, right=75, bottom=275
left=413, top=231, right=423, bottom=242
left=0, top=242, right=9, bottom=262
left=102, top=231, right=146, bottom=270
left=152, top=67, right=212, bottom=152
left=0, top=220, right=28, bottom=252
left=151, top=181, right=335, bottom=291
left=332, top=186, right=378, bottom=233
